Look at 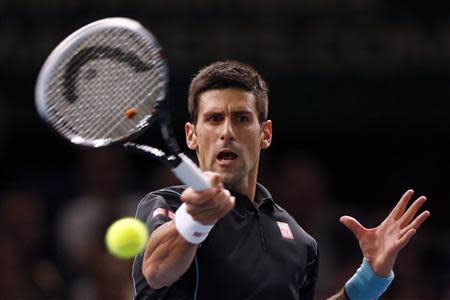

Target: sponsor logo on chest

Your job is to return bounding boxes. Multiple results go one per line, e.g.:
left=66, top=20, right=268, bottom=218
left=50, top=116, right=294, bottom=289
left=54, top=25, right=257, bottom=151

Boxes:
left=277, top=221, right=294, bottom=240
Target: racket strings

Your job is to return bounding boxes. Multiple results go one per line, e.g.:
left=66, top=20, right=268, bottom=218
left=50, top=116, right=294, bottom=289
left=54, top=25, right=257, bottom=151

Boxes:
left=89, top=75, right=164, bottom=141
left=86, top=47, right=164, bottom=137
left=79, top=66, right=163, bottom=142
left=47, top=30, right=128, bottom=136
left=81, top=55, right=163, bottom=140
left=44, top=26, right=167, bottom=146
left=53, top=30, right=151, bottom=135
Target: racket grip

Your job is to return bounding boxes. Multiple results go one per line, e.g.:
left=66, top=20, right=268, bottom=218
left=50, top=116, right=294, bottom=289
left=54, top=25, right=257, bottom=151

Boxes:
left=172, top=153, right=211, bottom=191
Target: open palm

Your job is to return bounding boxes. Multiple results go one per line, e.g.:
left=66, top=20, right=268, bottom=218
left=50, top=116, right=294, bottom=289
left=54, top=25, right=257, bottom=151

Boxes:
left=340, top=190, right=430, bottom=276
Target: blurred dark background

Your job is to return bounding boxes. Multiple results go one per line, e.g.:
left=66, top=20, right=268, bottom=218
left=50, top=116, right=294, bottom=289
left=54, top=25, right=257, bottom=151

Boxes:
left=1, top=0, right=449, bottom=299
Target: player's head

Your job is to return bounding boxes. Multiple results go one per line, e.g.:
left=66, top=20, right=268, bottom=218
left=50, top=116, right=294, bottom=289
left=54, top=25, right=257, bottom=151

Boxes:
left=185, top=61, right=272, bottom=197
left=188, top=60, right=269, bottom=125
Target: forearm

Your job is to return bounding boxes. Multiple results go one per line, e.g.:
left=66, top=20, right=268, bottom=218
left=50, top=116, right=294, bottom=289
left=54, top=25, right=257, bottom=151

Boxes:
left=141, top=179, right=234, bottom=289
left=142, top=220, right=197, bottom=289
left=327, top=258, right=395, bottom=300
left=326, top=289, right=348, bottom=300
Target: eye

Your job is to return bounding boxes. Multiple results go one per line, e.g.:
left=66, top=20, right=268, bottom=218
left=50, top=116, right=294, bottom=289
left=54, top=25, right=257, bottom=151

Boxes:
left=236, top=114, right=250, bottom=123
left=207, top=114, right=223, bottom=123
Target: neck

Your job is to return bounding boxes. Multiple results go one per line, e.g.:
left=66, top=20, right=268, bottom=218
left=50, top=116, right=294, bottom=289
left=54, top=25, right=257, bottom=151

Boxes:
left=227, top=180, right=256, bottom=202
left=226, top=163, right=259, bottom=202
left=198, top=157, right=260, bottom=202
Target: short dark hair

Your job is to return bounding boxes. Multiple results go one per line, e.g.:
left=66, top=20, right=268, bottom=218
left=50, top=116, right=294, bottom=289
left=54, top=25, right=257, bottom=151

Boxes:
left=188, top=60, right=269, bottom=124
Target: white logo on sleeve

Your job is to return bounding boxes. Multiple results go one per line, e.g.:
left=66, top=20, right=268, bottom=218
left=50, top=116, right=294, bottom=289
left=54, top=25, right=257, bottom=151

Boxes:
left=277, top=221, right=294, bottom=240
left=152, top=208, right=175, bottom=219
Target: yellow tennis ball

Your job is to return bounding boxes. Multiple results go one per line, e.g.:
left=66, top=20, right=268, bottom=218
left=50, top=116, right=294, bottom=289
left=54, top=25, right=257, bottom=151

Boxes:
left=105, top=217, right=149, bottom=259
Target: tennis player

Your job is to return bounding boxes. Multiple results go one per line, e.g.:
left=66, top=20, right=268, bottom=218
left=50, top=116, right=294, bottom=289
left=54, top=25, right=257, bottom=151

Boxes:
left=132, top=61, right=430, bottom=300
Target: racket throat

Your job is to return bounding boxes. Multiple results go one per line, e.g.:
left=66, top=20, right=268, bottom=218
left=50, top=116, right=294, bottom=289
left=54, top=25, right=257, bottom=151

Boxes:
left=157, top=101, right=181, bottom=155
left=166, top=154, right=183, bottom=168
left=123, top=142, right=210, bottom=191
left=123, top=142, right=180, bottom=167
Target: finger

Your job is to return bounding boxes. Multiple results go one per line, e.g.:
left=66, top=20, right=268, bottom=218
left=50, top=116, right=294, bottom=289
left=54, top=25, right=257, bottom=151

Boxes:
left=199, top=196, right=235, bottom=220
left=399, top=210, right=430, bottom=237
left=181, top=172, right=222, bottom=204
left=180, top=187, right=206, bottom=204
left=399, top=196, right=427, bottom=227
left=188, top=196, right=235, bottom=225
left=180, top=186, right=220, bottom=206
left=187, top=187, right=234, bottom=213
left=187, top=202, right=220, bottom=216
left=203, top=171, right=221, bottom=187
left=187, top=189, right=233, bottom=214
left=340, top=216, right=367, bottom=240
left=211, top=188, right=234, bottom=211
left=396, top=228, right=416, bottom=251
left=389, top=189, right=414, bottom=220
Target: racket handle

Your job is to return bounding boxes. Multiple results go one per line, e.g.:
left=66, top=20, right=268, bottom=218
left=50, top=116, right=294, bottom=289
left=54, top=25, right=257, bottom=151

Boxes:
left=173, top=153, right=211, bottom=191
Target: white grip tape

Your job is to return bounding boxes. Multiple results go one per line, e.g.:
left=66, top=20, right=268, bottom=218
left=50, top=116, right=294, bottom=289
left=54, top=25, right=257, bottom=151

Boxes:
left=172, top=153, right=211, bottom=191
left=175, top=203, right=214, bottom=244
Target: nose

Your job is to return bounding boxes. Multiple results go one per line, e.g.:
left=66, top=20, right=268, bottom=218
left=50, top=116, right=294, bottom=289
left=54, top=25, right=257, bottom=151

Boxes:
left=220, top=117, right=235, bottom=141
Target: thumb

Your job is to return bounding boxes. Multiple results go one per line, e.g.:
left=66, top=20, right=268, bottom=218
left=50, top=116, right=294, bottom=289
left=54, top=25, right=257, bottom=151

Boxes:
left=203, top=171, right=221, bottom=187
left=340, top=216, right=366, bottom=240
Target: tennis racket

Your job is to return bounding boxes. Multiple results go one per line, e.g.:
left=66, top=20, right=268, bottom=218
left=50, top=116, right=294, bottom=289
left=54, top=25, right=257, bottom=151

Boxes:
left=35, top=17, right=210, bottom=191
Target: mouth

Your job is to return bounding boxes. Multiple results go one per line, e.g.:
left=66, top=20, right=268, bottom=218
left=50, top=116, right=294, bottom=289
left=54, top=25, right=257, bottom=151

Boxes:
left=216, top=150, right=238, bottom=162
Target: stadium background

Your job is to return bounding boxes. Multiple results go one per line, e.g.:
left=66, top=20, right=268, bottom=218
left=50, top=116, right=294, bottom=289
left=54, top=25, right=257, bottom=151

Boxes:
left=0, top=1, right=449, bottom=299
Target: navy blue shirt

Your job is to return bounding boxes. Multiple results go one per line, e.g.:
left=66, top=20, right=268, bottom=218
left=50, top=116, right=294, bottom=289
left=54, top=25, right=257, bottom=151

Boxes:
left=133, top=183, right=318, bottom=300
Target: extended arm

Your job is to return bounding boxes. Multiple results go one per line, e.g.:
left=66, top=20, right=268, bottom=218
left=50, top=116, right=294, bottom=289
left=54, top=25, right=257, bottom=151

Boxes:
left=327, top=189, right=430, bottom=300
left=142, top=220, right=197, bottom=289
left=142, top=173, right=235, bottom=289
left=326, top=289, right=347, bottom=300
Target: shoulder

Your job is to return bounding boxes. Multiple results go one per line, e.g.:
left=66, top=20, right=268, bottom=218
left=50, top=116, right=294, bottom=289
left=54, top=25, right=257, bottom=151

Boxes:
left=148, top=185, right=187, bottom=198
left=135, top=185, right=187, bottom=218
left=140, top=185, right=187, bottom=203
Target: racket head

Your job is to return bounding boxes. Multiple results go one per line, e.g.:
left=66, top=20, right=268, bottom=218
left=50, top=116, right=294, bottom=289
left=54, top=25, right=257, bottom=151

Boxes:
left=35, top=17, right=168, bottom=147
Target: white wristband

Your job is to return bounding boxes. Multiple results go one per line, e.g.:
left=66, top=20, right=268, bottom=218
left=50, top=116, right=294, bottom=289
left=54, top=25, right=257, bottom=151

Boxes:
left=175, top=203, right=214, bottom=244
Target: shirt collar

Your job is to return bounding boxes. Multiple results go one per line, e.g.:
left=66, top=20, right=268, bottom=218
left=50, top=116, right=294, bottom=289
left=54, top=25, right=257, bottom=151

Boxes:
left=255, top=182, right=275, bottom=206
left=230, top=182, right=275, bottom=211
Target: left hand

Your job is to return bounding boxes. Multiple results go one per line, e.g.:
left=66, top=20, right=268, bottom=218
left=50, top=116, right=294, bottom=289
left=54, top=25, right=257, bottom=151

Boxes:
left=340, top=189, right=430, bottom=276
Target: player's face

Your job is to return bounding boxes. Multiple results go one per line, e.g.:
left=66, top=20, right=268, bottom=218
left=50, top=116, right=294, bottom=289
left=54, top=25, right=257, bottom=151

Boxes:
left=185, top=88, right=272, bottom=189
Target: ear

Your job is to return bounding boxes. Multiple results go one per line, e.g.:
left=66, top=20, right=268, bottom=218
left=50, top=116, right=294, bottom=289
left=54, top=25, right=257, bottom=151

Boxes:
left=260, top=120, right=272, bottom=150
left=185, top=122, right=198, bottom=150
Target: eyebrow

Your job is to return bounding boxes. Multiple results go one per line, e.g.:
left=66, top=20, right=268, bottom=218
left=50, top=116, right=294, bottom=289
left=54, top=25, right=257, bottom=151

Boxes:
left=231, top=110, right=253, bottom=115
left=202, top=109, right=254, bottom=116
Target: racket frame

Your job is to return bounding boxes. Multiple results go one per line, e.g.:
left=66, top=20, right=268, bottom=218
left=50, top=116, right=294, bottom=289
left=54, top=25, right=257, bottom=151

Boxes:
left=35, top=17, right=211, bottom=191
left=35, top=17, right=168, bottom=148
